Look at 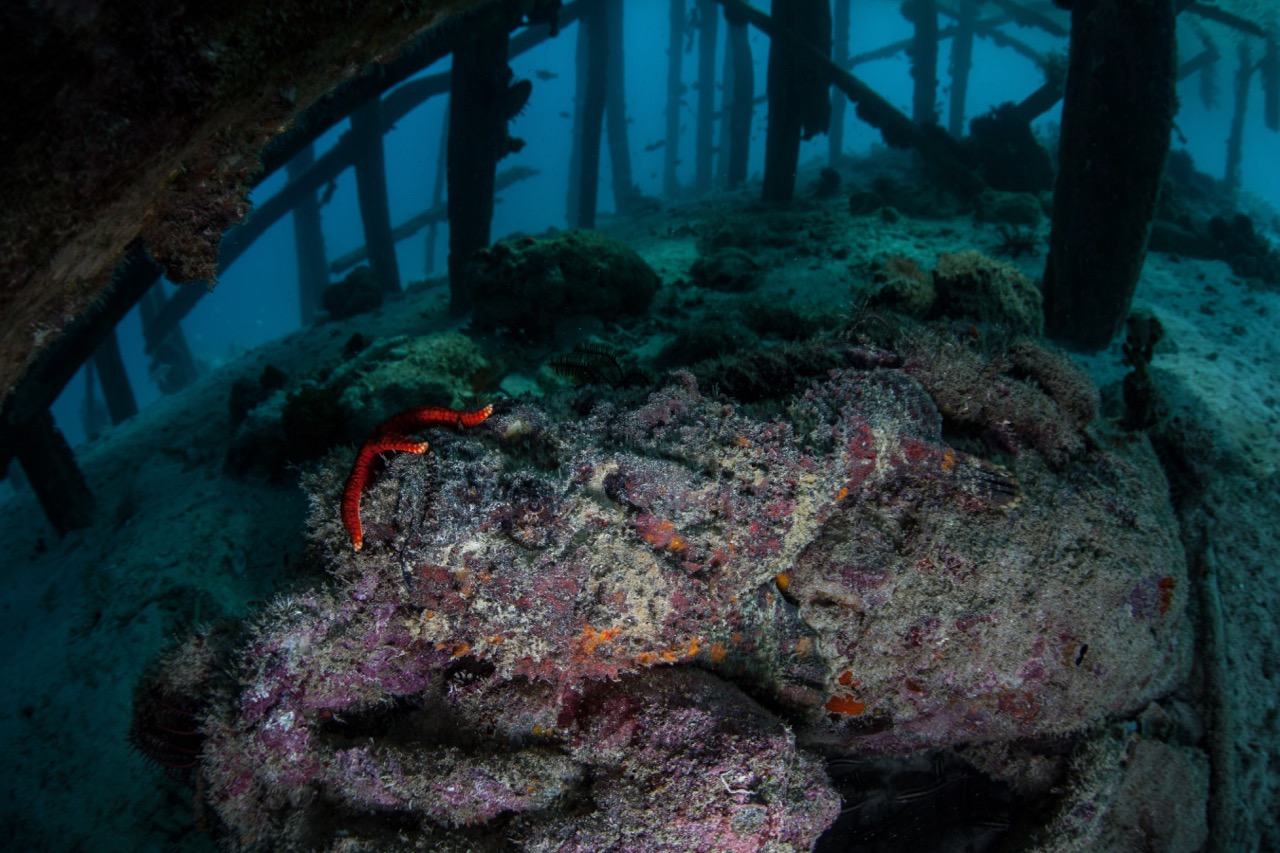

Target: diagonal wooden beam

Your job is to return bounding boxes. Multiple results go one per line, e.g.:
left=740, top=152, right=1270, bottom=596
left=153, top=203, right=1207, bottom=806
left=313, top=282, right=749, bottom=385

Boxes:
left=145, top=9, right=578, bottom=352
left=715, top=0, right=985, bottom=196
left=331, top=166, right=538, bottom=275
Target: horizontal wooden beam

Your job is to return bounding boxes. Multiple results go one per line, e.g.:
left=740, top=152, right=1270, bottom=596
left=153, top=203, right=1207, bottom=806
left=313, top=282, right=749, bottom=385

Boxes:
left=330, top=166, right=539, bottom=274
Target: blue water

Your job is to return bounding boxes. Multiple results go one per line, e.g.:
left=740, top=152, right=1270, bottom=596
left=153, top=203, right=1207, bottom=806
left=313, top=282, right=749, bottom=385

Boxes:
left=50, top=4, right=1280, bottom=449
left=39, top=3, right=1077, bottom=446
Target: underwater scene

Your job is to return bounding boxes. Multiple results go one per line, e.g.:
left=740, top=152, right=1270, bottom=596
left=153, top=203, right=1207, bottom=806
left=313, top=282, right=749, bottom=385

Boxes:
left=1, top=0, right=1278, bottom=850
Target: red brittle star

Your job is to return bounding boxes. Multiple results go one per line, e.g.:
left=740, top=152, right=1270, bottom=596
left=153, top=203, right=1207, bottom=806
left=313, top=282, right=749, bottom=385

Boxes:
left=342, top=404, right=493, bottom=551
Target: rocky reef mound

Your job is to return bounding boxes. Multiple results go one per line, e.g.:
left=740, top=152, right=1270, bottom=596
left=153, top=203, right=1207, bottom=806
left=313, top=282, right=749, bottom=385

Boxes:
left=157, top=332, right=1189, bottom=850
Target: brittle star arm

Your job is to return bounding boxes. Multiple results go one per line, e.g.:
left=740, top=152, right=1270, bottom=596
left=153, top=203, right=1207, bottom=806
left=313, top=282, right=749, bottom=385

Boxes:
left=341, top=404, right=493, bottom=551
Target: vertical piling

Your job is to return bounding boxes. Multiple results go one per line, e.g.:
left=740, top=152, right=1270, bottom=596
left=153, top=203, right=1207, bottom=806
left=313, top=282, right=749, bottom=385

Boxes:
left=828, top=0, right=851, bottom=164
left=604, top=0, right=637, bottom=212
left=761, top=0, right=831, bottom=203
left=948, top=0, right=976, bottom=137
left=1043, top=0, right=1176, bottom=350
left=569, top=0, right=608, bottom=228
left=1224, top=39, right=1253, bottom=197
left=287, top=143, right=328, bottom=325
left=664, top=0, right=685, bottom=197
left=448, top=23, right=522, bottom=312
left=351, top=97, right=401, bottom=295
left=1265, top=36, right=1279, bottom=131
left=723, top=9, right=754, bottom=188
left=424, top=115, right=448, bottom=277
left=91, top=330, right=137, bottom=424
left=906, top=0, right=939, bottom=127
left=12, top=410, right=94, bottom=534
left=139, top=287, right=198, bottom=394
left=695, top=0, right=719, bottom=193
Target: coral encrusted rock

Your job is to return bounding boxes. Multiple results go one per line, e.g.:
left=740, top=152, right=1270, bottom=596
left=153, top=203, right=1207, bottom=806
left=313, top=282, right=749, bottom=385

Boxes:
left=931, top=250, right=1044, bottom=336
left=190, top=348, right=1188, bottom=850
left=468, top=230, right=660, bottom=341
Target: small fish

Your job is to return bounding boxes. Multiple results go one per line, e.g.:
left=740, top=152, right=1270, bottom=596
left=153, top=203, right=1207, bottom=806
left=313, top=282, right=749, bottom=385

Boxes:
left=534, top=69, right=558, bottom=80
left=644, top=139, right=666, bottom=152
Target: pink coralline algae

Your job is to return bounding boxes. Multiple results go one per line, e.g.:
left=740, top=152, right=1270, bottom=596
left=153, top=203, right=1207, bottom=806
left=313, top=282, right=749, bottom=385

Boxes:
left=176, top=341, right=1188, bottom=851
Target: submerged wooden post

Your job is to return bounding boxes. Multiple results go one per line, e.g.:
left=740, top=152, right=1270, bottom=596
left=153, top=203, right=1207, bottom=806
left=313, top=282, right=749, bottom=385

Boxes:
left=448, top=20, right=524, bottom=312
left=139, top=286, right=198, bottom=394
left=695, top=0, right=719, bottom=193
left=287, top=143, right=328, bottom=325
left=569, top=0, right=608, bottom=228
left=664, top=0, right=685, bottom=197
left=948, top=0, right=977, bottom=137
left=1224, top=39, right=1253, bottom=196
left=905, top=0, right=939, bottom=127
left=717, top=26, right=733, bottom=186
left=425, top=115, right=449, bottom=277
left=761, top=0, right=831, bottom=202
left=828, top=0, right=851, bottom=163
left=351, top=97, right=401, bottom=295
left=12, top=410, right=94, bottom=534
left=719, top=0, right=983, bottom=195
left=603, top=0, right=637, bottom=211
left=0, top=245, right=161, bottom=461
left=723, top=8, right=754, bottom=187
left=91, top=329, right=137, bottom=425
left=333, top=167, right=537, bottom=275
left=1265, top=36, right=1279, bottom=131
left=80, top=362, right=110, bottom=441
left=1043, top=0, right=1176, bottom=350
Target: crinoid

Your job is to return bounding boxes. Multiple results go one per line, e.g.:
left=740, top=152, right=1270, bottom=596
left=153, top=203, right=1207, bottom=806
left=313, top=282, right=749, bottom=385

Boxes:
left=993, top=225, right=1041, bottom=259
left=547, top=341, right=627, bottom=386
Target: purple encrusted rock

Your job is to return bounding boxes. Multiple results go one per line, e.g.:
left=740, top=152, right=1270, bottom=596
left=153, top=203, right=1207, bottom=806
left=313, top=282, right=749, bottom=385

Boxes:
left=187, top=344, right=1187, bottom=850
